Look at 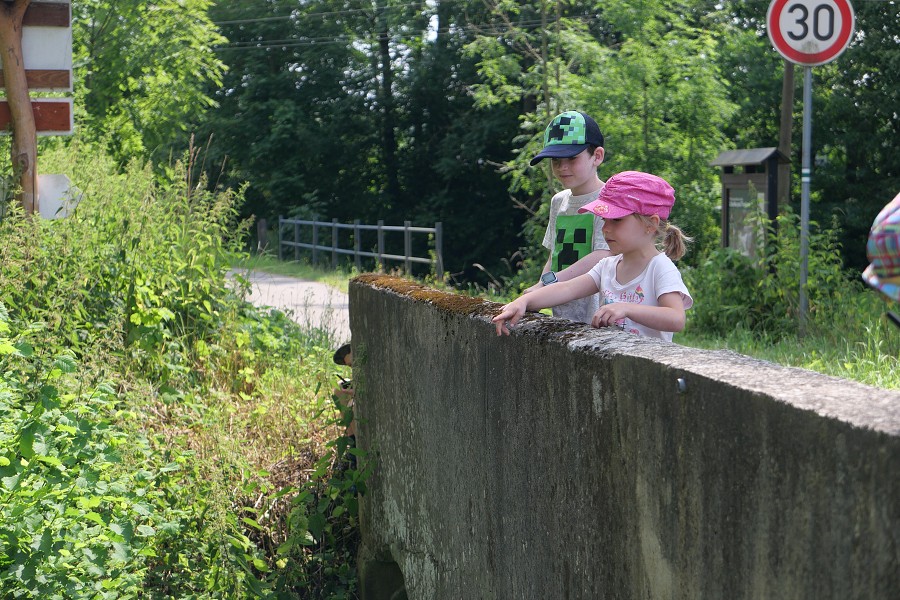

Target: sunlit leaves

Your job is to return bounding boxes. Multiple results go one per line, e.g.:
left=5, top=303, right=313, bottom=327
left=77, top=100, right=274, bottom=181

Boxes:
left=72, top=0, right=226, bottom=165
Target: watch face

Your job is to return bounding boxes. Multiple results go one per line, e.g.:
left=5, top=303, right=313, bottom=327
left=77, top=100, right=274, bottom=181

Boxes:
left=541, top=272, right=557, bottom=285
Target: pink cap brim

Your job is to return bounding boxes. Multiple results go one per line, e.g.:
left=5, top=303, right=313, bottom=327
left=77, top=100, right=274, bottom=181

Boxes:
left=577, top=199, right=635, bottom=219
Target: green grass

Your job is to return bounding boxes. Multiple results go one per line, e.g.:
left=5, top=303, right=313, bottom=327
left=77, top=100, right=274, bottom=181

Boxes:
left=678, top=321, right=900, bottom=390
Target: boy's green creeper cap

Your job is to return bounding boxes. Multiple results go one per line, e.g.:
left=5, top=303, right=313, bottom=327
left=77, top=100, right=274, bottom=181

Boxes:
left=530, top=111, right=605, bottom=166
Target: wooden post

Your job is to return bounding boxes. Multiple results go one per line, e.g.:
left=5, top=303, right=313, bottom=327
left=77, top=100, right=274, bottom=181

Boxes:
left=278, top=216, right=283, bottom=260
left=777, top=59, right=795, bottom=213
left=354, top=219, right=361, bottom=271
left=257, top=217, right=268, bottom=253
left=404, top=220, right=412, bottom=275
left=0, top=0, right=37, bottom=215
left=312, top=221, right=319, bottom=266
left=377, top=220, right=384, bottom=272
left=332, top=218, right=338, bottom=269
left=434, top=222, right=443, bottom=281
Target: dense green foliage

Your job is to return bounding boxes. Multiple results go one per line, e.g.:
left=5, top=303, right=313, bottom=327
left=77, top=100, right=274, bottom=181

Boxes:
left=199, top=0, right=524, bottom=285
left=60, top=0, right=900, bottom=285
left=180, top=0, right=897, bottom=286
left=72, top=0, right=227, bottom=166
left=0, top=142, right=365, bottom=597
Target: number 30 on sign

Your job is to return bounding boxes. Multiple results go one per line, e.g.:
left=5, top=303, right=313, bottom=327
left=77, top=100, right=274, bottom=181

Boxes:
left=767, top=0, right=855, bottom=66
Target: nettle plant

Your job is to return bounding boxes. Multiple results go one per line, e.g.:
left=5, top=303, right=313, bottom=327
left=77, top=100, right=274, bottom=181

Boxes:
left=684, top=208, right=857, bottom=338
left=0, top=304, right=161, bottom=597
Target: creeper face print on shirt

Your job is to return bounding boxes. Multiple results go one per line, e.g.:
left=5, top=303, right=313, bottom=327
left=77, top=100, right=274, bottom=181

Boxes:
left=553, top=214, right=594, bottom=271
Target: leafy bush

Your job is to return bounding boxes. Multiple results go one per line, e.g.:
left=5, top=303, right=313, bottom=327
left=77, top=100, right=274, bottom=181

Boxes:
left=682, top=208, right=899, bottom=387
left=684, top=208, right=860, bottom=338
left=0, top=140, right=368, bottom=597
left=0, top=307, right=156, bottom=597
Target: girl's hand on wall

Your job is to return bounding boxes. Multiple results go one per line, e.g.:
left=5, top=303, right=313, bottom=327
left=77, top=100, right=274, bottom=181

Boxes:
left=591, top=303, right=629, bottom=329
left=492, top=299, right=527, bottom=336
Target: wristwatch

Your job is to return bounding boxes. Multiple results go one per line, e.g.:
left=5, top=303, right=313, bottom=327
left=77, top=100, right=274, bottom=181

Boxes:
left=540, top=271, right=558, bottom=286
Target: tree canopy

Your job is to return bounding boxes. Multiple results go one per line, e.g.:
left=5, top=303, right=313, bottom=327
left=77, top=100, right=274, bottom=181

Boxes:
left=58, top=0, right=900, bottom=282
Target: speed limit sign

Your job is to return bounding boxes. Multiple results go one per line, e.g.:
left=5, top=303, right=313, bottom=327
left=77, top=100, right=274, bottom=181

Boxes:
left=767, top=0, right=855, bottom=66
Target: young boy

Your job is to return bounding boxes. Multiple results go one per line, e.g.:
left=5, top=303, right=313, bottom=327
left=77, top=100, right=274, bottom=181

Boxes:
left=528, top=110, right=612, bottom=324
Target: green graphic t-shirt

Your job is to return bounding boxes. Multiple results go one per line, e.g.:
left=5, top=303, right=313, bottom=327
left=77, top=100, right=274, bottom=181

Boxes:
left=553, top=213, right=595, bottom=272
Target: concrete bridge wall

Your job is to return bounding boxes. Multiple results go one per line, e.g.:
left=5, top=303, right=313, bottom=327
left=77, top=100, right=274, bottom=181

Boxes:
left=348, top=275, right=900, bottom=600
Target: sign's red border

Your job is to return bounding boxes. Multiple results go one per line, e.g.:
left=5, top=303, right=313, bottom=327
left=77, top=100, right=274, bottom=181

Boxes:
left=767, top=0, right=855, bottom=66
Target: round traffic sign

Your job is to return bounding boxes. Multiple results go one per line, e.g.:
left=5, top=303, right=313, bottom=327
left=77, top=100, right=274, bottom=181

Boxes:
left=767, top=0, right=855, bottom=66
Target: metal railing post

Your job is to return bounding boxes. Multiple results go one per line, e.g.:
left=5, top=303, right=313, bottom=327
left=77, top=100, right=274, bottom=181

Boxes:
left=293, top=222, right=300, bottom=261
left=404, top=220, right=412, bottom=274
left=332, top=218, right=338, bottom=269
left=435, top=221, right=444, bottom=280
left=377, top=219, right=385, bottom=272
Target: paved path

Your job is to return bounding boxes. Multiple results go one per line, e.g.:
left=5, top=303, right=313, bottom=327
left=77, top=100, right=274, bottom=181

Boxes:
left=232, top=270, right=350, bottom=343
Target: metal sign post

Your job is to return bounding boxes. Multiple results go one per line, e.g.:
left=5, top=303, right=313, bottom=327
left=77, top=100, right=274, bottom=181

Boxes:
left=766, top=0, right=855, bottom=335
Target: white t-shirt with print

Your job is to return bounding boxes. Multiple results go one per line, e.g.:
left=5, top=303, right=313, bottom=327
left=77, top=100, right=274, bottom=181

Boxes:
left=586, top=253, right=693, bottom=341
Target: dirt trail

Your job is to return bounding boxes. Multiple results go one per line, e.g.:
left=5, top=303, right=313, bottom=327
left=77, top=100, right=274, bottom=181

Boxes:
left=232, top=270, right=350, bottom=343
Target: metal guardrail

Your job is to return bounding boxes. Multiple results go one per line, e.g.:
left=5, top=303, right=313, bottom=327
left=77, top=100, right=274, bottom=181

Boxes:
left=278, top=217, right=443, bottom=279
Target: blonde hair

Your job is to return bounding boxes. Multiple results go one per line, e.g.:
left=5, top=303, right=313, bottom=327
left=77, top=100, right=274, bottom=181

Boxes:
left=635, top=215, right=692, bottom=261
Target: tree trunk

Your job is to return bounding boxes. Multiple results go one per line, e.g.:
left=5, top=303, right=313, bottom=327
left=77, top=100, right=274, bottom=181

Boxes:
left=376, top=2, right=399, bottom=206
left=0, top=0, right=36, bottom=215
left=777, top=59, right=795, bottom=211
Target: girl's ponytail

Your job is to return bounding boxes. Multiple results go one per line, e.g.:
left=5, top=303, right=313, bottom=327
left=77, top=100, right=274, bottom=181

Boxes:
left=661, top=221, right=692, bottom=261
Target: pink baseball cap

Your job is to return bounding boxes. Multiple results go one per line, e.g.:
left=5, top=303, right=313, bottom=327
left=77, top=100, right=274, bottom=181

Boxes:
left=578, top=171, right=675, bottom=219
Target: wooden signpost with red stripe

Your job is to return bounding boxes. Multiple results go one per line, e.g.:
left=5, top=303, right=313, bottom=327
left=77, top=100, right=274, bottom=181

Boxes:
left=0, top=1, right=72, bottom=133
left=0, top=0, right=72, bottom=214
left=0, top=98, right=72, bottom=135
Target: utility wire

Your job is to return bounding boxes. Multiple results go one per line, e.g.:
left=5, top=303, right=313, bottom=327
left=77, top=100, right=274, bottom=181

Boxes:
left=215, top=15, right=602, bottom=50
left=214, top=0, right=897, bottom=51
left=212, top=0, right=895, bottom=26
left=213, top=1, right=438, bottom=25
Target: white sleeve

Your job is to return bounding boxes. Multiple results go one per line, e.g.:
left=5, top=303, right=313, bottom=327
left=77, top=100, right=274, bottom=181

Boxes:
left=587, top=256, right=609, bottom=291
left=654, top=259, right=693, bottom=310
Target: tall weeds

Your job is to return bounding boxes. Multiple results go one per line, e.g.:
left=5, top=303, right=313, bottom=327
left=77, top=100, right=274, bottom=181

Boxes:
left=0, top=141, right=364, bottom=597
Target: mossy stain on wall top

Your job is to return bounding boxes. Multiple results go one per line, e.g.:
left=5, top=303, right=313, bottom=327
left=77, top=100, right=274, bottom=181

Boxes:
left=351, top=274, right=590, bottom=344
left=352, top=274, right=495, bottom=318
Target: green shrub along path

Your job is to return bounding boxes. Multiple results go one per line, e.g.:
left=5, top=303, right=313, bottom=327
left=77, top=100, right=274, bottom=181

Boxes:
left=0, top=143, right=366, bottom=599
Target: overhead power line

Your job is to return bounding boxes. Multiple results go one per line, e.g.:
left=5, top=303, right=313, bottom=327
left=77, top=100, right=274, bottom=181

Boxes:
left=213, top=0, right=898, bottom=51
left=215, top=14, right=599, bottom=50
left=213, top=1, right=436, bottom=26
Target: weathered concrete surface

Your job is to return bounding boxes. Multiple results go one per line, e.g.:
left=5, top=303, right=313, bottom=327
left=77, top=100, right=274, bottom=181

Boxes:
left=349, top=275, right=900, bottom=600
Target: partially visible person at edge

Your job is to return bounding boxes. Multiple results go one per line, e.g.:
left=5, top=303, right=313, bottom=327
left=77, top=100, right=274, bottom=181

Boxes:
left=494, top=171, right=693, bottom=342
left=526, top=110, right=613, bottom=325
left=332, top=343, right=356, bottom=440
left=861, top=191, right=900, bottom=329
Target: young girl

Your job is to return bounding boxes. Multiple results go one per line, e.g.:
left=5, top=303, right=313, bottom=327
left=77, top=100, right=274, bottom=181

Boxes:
left=493, top=171, right=693, bottom=341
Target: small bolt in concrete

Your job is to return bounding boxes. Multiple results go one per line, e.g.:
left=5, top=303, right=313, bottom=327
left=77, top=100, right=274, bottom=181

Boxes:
left=676, top=378, right=687, bottom=394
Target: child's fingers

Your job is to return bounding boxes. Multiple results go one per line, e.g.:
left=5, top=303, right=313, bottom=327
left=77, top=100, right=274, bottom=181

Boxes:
left=492, top=308, right=515, bottom=335
left=494, top=315, right=510, bottom=335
